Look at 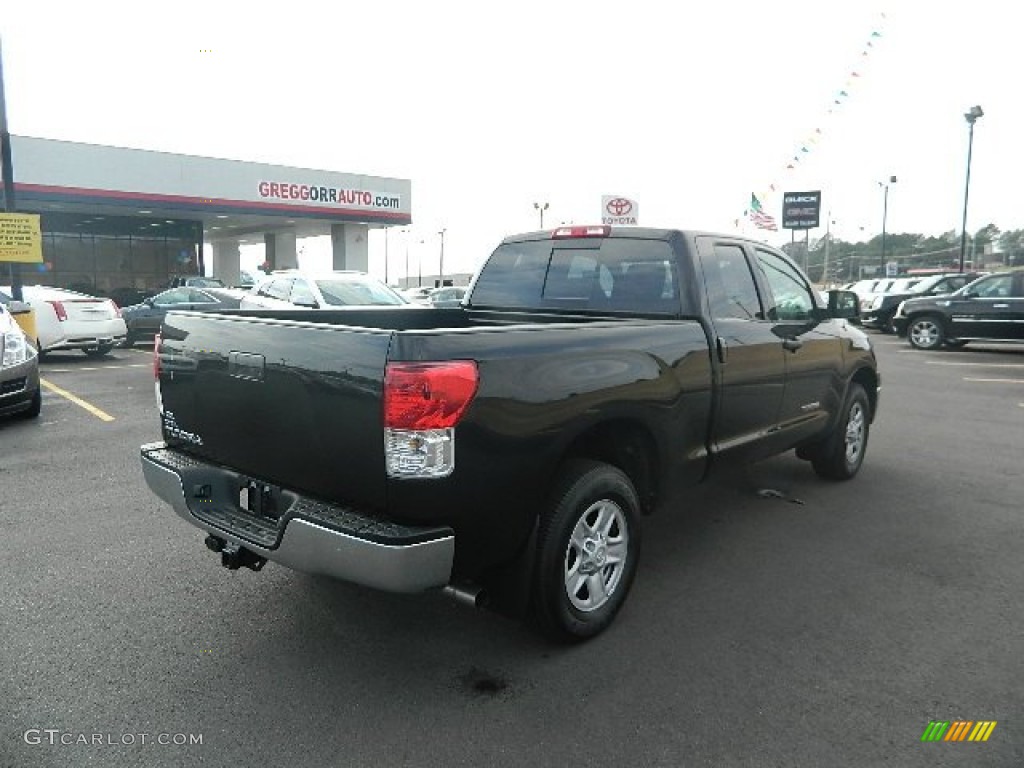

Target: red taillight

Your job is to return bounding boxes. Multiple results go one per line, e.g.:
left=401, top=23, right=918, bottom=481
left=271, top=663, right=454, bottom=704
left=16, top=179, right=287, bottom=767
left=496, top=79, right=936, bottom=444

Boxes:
left=552, top=225, right=611, bottom=239
left=108, top=300, right=122, bottom=318
left=47, top=300, right=68, bottom=321
left=384, top=361, right=478, bottom=430
left=153, top=333, right=161, bottom=379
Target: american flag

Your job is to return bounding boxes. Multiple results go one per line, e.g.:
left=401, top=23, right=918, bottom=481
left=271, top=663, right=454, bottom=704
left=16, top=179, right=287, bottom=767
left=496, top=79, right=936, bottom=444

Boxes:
left=748, top=193, right=779, bottom=231
left=749, top=210, right=779, bottom=231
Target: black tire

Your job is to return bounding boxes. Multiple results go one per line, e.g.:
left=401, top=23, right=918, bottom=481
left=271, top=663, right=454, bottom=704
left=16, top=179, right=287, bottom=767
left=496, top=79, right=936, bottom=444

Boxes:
left=532, top=459, right=641, bottom=643
left=83, top=344, right=113, bottom=358
left=810, top=383, right=870, bottom=481
left=121, top=333, right=136, bottom=349
left=35, top=339, right=46, bottom=361
left=907, top=315, right=945, bottom=350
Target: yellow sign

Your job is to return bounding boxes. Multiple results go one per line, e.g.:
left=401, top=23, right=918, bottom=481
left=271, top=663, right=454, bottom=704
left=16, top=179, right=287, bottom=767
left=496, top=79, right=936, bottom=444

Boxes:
left=0, top=213, right=44, bottom=263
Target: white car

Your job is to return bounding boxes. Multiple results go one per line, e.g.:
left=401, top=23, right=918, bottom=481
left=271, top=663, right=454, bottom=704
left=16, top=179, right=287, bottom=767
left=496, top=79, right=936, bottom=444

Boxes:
left=240, top=271, right=411, bottom=310
left=401, top=286, right=435, bottom=305
left=0, top=285, right=127, bottom=357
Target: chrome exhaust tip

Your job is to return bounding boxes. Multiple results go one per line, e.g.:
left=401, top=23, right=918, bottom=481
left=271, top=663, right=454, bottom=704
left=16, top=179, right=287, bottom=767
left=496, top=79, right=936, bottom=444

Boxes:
left=443, top=583, right=486, bottom=608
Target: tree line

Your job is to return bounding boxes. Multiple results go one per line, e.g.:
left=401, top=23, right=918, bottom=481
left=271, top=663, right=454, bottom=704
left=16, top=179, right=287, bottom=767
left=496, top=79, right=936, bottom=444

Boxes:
left=781, top=223, right=1023, bottom=283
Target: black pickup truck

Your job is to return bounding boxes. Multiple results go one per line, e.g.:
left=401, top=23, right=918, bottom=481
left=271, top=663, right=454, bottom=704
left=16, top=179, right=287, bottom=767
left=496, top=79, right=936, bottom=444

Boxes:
left=141, top=226, right=878, bottom=641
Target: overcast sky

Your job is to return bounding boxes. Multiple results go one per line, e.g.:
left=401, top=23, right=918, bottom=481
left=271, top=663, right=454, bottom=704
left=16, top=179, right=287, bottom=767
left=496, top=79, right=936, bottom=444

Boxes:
left=2, top=0, right=1018, bottom=280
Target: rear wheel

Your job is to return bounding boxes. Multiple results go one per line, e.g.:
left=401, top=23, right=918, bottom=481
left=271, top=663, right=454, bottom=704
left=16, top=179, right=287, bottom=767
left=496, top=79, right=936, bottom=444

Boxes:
left=810, top=383, right=870, bottom=481
left=908, top=315, right=945, bottom=350
left=532, top=460, right=641, bottom=642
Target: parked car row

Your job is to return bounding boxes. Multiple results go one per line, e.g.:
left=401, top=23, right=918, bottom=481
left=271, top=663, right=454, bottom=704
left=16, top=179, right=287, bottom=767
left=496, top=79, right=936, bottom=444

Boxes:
left=893, top=269, right=1024, bottom=350
left=859, top=273, right=983, bottom=332
left=2, top=270, right=473, bottom=361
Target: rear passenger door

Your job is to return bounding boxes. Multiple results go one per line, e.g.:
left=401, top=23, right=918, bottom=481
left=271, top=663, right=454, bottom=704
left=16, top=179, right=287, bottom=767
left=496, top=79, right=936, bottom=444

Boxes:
left=696, top=238, right=787, bottom=462
left=752, top=248, right=843, bottom=444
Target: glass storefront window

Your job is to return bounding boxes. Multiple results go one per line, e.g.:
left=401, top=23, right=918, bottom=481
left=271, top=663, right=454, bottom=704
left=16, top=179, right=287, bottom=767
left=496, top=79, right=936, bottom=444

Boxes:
left=55, top=234, right=96, bottom=293
left=32, top=214, right=199, bottom=298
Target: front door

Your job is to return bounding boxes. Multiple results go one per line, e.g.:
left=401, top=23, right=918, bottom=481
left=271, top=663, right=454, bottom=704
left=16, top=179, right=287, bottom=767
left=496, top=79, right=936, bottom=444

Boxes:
left=752, top=248, right=843, bottom=446
left=696, top=238, right=787, bottom=462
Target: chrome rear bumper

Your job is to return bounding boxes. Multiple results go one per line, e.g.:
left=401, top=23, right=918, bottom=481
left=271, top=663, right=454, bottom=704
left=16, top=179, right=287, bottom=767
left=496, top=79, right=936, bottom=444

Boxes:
left=140, top=443, right=454, bottom=593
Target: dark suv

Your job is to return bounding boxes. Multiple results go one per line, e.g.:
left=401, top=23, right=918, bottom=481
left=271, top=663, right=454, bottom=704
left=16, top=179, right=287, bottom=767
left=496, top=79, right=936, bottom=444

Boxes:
left=862, top=272, right=981, bottom=332
left=893, top=271, right=1024, bottom=349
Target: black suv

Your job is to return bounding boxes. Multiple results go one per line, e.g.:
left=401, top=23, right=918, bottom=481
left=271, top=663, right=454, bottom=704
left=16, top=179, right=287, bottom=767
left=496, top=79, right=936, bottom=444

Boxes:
left=862, top=272, right=981, bottom=332
left=893, top=271, right=1024, bottom=349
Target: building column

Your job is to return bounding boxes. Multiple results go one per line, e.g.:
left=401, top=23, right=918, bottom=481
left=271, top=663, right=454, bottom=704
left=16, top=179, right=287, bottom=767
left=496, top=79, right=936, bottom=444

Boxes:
left=265, top=230, right=298, bottom=271
left=210, top=239, right=241, bottom=286
left=331, top=223, right=369, bottom=272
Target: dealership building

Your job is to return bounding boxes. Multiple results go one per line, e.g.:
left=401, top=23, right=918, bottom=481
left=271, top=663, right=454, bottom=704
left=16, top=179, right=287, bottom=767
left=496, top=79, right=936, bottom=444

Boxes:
left=1, top=135, right=412, bottom=304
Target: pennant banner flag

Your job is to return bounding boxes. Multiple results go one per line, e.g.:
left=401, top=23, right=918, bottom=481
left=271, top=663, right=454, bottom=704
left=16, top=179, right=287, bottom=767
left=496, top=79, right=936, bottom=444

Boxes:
left=742, top=9, right=888, bottom=229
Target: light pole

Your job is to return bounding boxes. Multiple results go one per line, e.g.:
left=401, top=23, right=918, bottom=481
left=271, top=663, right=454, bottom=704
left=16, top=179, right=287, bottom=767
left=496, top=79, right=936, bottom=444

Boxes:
left=400, top=228, right=410, bottom=288
left=878, top=175, right=896, bottom=276
left=383, top=227, right=389, bottom=284
left=959, top=105, right=983, bottom=273
left=437, top=228, right=446, bottom=287
left=533, top=201, right=549, bottom=229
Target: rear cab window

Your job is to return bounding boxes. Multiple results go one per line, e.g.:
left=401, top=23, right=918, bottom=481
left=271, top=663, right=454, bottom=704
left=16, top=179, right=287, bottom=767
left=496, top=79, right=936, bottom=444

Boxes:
left=470, top=234, right=685, bottom=315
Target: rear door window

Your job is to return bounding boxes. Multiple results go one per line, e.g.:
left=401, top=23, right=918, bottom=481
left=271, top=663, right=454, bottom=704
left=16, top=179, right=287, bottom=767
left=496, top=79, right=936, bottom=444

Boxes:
left=702, top=244, right=763, bottom=320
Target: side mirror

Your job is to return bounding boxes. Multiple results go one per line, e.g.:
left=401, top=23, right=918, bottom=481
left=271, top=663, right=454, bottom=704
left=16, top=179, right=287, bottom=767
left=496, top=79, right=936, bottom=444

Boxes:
left=827, top=289, right=860, bottom=321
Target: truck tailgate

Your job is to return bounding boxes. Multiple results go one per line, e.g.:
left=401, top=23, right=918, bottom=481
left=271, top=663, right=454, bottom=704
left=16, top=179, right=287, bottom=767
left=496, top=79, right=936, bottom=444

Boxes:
left=157, top=311, right=392, bottom=510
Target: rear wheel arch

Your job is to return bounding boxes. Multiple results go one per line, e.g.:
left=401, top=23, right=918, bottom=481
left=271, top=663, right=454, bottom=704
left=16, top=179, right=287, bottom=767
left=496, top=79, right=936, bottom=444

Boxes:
left=560, top=419, right=660, bottom=515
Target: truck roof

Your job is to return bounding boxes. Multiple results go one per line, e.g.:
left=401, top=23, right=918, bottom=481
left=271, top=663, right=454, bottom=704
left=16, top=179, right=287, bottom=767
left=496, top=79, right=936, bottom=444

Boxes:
left=501, top=226, right=776, bottom=248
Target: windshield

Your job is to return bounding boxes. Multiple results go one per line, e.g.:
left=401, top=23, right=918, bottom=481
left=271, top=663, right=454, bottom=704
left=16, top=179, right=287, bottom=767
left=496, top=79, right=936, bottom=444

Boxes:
left=909, top=275, right=945, bottom=293
left=315, top=277, right=406, bottom=306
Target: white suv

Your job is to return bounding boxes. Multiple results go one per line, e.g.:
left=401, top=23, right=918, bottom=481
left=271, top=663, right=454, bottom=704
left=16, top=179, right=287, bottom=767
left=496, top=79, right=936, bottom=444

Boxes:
left=240, top=271, right=410, bottom=310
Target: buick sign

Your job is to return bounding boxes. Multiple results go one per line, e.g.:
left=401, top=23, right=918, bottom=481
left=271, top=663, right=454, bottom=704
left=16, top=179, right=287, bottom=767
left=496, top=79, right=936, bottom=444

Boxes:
left=782, top=190, right=821, bottom=230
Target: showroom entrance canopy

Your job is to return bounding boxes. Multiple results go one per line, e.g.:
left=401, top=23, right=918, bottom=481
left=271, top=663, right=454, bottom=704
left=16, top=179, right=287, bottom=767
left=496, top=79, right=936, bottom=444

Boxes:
left=2, top=135, right=412, bottom=289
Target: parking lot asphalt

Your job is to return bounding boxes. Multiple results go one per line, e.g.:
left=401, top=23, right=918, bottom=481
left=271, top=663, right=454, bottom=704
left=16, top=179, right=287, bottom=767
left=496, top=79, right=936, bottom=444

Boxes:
left=2, top=336, right=1022, bottom=768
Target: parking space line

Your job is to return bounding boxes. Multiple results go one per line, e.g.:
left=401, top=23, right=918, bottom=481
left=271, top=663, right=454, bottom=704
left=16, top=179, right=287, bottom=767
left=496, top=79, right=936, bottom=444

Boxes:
left=43, top=363, right=148, bottom=373
left=928, top=361, right=1024, bottom=368
left=39, top=378, right=115, bottom=422
left=963, top=377, right=1024, bottom=384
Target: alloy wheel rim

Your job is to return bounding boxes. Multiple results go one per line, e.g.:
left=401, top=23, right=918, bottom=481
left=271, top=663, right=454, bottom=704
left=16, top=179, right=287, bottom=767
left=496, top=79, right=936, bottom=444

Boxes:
left=911, top=320, right=939, bottom=348
left=564, top=499, right=628, bottom=612
left=845, top=402, right=866, bottom=465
